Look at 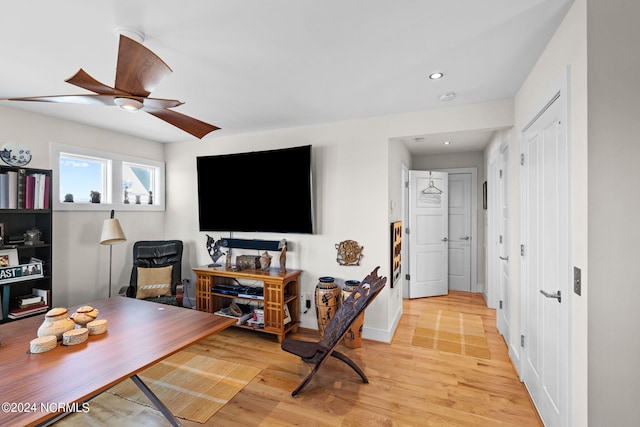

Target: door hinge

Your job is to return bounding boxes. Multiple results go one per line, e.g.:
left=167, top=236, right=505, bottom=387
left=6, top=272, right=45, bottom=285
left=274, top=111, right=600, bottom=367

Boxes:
left=521, top=244, right=525, bottom=256
left=521, top=335, right=525, bottom=347
left=499, top=300, right=503, bottom=309
left=405, top=274, right=410, bottom=281
left=521, top=154, right=525, bottom=165
left=499, top=169, right=503, bottom=178
left=499, top=235, right=503, bottom=244
left=405, top=181, right=410, bottom=188
left=405, top=227, right=410, bottom=235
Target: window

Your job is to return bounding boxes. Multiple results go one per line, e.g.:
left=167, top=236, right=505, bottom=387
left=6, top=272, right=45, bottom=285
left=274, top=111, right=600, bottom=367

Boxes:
left=59, top=154, right=109, bottom=204
left=51, top=143, right=165, bottom=212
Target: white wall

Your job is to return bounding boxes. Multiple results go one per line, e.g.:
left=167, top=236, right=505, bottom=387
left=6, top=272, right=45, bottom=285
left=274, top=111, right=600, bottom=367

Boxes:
left=484, top=0, right=588, bottom=424
left=587, top=0, right=640, bottom=425
left=0, top=105, right=166, bottom=307
left=166, top=100, right=513, bottom=342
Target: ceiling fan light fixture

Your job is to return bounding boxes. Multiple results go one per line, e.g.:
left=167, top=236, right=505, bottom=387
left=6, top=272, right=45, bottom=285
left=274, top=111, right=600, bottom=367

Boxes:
left=114, top=27, right=145, bottom=44
left=114, top=97, right=143, bottom=111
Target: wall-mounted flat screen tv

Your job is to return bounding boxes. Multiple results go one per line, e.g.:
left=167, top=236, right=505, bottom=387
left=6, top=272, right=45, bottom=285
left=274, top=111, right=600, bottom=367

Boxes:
left=197, top=145, right=314, bottom=234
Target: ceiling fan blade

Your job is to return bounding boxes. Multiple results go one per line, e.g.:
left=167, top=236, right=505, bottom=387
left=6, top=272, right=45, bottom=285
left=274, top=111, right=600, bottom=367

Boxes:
left=115, top=35, right=172, bottom=97
left=144, top=108, right=219, bottom=139
left=65, top=69, right=128, bottom=96
left=4, top=94, right=119, bottom=106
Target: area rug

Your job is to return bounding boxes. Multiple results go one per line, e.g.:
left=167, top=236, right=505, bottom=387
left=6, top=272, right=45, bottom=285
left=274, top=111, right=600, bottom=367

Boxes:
left=108, top=351, right=261, bottom=423
left=412, top=309, right=491, bottom=359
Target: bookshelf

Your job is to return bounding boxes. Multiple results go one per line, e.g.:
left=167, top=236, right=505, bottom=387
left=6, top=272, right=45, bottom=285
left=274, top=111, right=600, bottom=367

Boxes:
left=0, top=166, right=52, bottom=321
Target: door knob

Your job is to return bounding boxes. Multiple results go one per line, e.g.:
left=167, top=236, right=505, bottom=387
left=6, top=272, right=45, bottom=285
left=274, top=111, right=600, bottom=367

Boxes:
left=441, top=237, right=448, bottom=242
left=540, top=289, right=561, bottom=303
left=499, top=256, right=509, bottom=261
left=460, top=236, right=470, bottom=241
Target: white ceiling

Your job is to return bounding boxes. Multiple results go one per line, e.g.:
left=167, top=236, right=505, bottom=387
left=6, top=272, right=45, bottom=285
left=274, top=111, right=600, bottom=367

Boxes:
left=0, top=0, right=573, bottom=153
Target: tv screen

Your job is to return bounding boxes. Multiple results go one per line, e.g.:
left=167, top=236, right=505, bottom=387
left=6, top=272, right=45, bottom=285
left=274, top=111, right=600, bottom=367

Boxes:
left=197, top=145, right=314, bottom=234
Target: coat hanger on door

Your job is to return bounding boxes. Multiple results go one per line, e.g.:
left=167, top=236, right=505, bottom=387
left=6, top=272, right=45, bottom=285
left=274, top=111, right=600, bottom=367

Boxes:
left=421, top=172, right=443, bottom=194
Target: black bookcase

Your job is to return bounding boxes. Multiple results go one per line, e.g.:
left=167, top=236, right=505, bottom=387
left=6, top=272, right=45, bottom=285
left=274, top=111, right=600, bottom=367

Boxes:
left=0, top=166, right=52, bottom=321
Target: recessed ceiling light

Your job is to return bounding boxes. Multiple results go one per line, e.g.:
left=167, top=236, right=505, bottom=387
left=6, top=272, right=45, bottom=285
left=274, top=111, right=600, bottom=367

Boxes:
left=443, top=141, right=451, bottom=145
left=429, top=72, right=444, bottom=80
left=439, top=92, right=456, bottom=102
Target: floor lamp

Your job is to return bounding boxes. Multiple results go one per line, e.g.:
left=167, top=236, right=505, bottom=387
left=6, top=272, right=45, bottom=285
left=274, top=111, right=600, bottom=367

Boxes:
left=100, top=210, right=127, bottom=297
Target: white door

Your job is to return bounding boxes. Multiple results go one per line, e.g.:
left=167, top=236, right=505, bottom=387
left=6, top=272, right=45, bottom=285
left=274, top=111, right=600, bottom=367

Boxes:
left=497, top=146, right=511, bottom=341
left=521, top=92, right=570, bottom=427
left=447, top=173, right=471, bottom=292
left=408, top=170, right=448, bottom=298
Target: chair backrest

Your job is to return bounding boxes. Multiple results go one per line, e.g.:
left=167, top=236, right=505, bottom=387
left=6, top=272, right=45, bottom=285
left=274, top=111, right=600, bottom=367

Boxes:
left=128, top=240, right=183, bottom=297
left=319, top=266, right=386, bottom=348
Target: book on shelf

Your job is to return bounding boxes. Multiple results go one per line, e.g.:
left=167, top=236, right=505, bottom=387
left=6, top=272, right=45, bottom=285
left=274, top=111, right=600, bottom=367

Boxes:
left=15, top=293, right=43, bottom=307
left=8, top=303, right=48, bottom=319
left=32, top=287, right=50, bottom=305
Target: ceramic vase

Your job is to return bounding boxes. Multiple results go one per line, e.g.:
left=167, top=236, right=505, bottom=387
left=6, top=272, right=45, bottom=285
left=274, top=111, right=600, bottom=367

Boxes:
left=341, top=280, right=364, bottom=348
left=315, top=276, right=341, bottom=337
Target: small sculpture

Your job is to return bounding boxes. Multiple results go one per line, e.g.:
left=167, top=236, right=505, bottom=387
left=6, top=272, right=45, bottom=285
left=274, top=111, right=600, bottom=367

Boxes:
left=335, top=240, right=364, bottom=266
left=206, top=235, right=228, bottom=267
left=70, top=305, right=99, bottom=327
left=260, top=251, right=272, bottom=270
left=278, top=239, right=287, bottom=272
left=225, top=251, right=231, bottom=269
left=148, top=190, right=153, bottom=204
left=90, top=191, right=101, bottom=203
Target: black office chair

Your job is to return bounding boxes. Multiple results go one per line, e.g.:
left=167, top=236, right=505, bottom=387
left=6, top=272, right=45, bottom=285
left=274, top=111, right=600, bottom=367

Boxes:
left=281, top=267, right=386, bottom=397
left=125, top=240, right=185, bottom=306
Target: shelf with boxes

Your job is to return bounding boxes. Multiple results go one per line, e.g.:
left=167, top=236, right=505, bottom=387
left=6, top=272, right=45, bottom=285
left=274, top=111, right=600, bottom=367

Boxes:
left=0, top=166, right=53, bottom=322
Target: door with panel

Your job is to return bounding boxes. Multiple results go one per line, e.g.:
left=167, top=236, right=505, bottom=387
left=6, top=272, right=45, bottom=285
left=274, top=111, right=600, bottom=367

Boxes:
left=408, top=170, right=448, bottom=298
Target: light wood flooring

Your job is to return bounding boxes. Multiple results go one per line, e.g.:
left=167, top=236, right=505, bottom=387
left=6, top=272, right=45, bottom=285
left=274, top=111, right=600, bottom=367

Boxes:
left=56, top=291, right=542, bottom=426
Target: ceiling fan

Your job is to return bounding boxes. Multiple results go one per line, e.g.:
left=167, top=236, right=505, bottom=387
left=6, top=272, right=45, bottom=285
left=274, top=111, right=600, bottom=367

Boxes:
left=3, top=32, right=219, bottom=139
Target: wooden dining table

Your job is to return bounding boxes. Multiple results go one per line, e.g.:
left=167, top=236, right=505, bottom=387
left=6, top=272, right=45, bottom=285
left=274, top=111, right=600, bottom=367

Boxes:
left=0, top=296, right=236, bottom=427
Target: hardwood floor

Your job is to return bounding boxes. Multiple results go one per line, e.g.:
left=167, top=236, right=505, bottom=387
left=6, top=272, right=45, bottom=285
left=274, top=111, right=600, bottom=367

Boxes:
left=57, top=291, right=542, bottom=426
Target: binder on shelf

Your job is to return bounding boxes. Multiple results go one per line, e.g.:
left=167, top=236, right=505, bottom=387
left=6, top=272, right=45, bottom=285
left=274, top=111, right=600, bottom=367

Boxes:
left=7, top=170, right=17, bottom=209
left=0, top=173, right=8, bottom=209
left=25, top=175, right=35, bottom=209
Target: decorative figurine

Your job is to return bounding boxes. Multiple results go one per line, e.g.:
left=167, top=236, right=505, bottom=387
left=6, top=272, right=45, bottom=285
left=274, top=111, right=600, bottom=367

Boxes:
left=123, top=187, right=130, bottom=204
left=335, top=240, right=364, bottom=266
left=278, top=239, right=287, bottom=272
left=148, top=190, right=153, bottom=204
left=64, top=193, right=74, bottom=203
left=260, top=251, right=272, bottom=270
left=90, top=191, right=101, bottom=203
left=206, top=235, right=227, bottom=267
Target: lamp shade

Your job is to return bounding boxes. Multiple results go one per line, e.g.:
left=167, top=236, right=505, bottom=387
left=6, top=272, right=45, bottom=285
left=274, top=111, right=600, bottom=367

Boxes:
left=100, top=218, right=126, bottom=245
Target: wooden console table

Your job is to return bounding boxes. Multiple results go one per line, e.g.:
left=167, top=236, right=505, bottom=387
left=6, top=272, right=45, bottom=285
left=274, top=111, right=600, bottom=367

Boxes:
left=193, top=266, right=302, bottom=343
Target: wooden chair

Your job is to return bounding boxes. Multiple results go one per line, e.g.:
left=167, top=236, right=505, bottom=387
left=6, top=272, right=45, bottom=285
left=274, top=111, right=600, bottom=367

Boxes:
left=281, top=267, right=387, bottom=397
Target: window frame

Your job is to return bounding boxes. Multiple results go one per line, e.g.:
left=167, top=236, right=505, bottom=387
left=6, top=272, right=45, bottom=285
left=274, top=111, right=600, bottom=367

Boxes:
left=51, top=143, right=165, bottom=212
